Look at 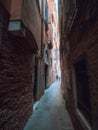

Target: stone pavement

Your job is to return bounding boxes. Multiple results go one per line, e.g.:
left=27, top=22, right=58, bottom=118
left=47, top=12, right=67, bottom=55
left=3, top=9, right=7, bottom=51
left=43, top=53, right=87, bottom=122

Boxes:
left=24, top=81, right=74, bottom=130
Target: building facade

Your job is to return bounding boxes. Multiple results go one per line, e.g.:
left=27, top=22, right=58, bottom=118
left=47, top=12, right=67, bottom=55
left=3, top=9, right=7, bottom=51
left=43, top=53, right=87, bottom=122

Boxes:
left=59, top=0, right=98, bottom=130
left=0, top=0, right=49, bottom=129
left=48, top=0, right=60, bottom=83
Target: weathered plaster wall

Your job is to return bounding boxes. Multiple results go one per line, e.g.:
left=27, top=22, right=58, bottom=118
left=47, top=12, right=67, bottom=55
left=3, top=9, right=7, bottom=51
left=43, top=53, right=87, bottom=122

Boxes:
left=22, top=0, right=41, bottom=49
left=10, top=0, right=23, bottom=20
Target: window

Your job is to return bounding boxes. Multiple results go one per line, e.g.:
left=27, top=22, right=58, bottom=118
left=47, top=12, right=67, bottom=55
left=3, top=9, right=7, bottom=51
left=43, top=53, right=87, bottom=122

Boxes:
left=74, top=57, right=92, bottom=124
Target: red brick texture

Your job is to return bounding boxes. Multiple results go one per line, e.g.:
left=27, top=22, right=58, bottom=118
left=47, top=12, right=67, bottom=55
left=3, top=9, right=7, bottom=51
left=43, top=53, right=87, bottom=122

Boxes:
left=0, top=5, right=34, bottom=130
left=60, top=1, right=98, bottom=130
left=67, top=11, right=98, bottom=130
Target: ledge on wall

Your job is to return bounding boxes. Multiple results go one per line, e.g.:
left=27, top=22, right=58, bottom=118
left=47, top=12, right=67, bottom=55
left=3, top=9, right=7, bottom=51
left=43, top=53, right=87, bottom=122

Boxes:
left=8, top=20, right=38, bottom=53
left=76, top=109, right=92, bottom=130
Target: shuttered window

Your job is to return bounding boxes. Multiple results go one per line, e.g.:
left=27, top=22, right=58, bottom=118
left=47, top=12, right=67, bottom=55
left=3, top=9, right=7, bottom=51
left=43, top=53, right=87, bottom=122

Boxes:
left=74, top=57, right=92, bottom=124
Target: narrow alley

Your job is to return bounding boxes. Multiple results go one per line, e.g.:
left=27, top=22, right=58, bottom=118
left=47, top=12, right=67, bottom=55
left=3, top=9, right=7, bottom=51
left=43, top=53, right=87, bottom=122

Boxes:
left=24, top=81, right=74, bottom=130
left=0, top=0, right=98, bottom=130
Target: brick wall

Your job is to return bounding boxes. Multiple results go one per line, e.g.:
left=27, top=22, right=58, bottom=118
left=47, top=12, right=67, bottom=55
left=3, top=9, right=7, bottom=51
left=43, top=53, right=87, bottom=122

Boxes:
left=60, top=1, right=98, bottom=130
left=67, top=12, right=98, bottom=130
left=0, top=5, right=34, bottom=130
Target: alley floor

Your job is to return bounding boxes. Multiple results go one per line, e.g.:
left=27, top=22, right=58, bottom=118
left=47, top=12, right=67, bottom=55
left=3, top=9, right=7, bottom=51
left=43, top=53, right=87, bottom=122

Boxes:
left=24, top=81, right=74, bottom=130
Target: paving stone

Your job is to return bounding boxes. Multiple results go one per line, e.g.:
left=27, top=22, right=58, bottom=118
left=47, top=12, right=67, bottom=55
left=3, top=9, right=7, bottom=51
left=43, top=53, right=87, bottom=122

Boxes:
left=24, top=81, right=74, bottom=130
